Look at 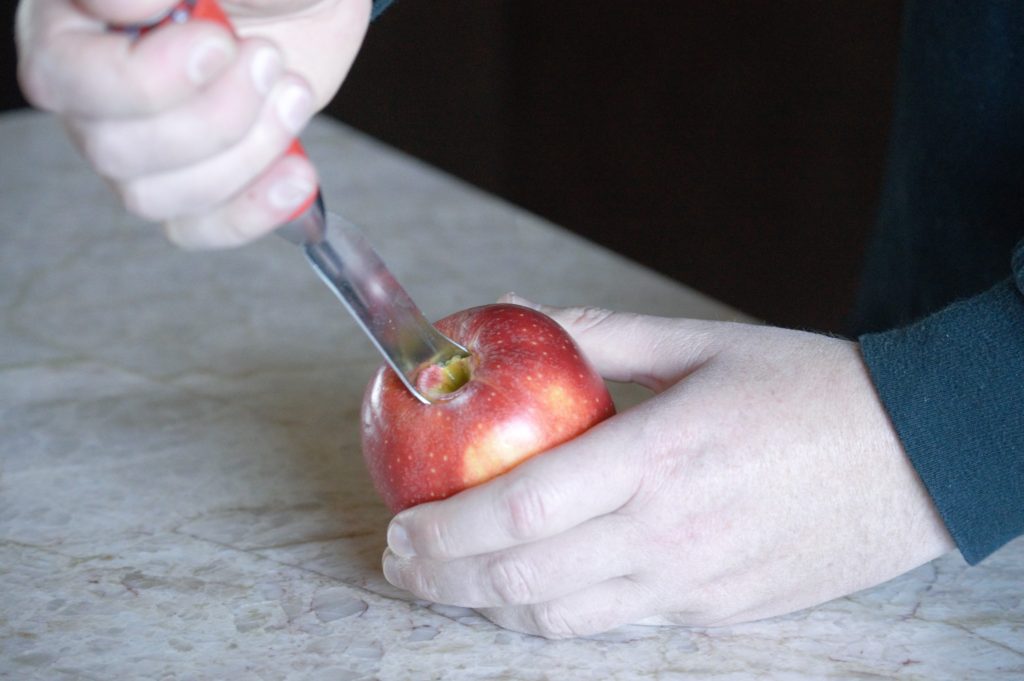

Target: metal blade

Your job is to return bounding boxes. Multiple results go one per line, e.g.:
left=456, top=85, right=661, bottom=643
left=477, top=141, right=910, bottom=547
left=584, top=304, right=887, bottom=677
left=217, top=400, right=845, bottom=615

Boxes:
left=279, top=195, right=467, bottom=403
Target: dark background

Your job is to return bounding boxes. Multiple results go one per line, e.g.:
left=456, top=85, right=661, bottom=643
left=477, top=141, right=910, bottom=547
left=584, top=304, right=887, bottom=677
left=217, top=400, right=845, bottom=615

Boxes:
left=1, top=2, right=904, bottom=331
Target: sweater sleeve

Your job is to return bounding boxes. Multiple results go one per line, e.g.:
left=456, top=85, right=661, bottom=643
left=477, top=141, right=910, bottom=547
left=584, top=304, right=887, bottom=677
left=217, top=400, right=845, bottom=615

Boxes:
left=371, top=0, right=395, bottom=20
left=859, top=239, right=1024, bottom=564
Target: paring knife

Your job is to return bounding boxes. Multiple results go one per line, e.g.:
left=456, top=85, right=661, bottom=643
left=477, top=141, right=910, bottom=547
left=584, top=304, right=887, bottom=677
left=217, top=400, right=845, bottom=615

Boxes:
left=119, top=0, right=467, bottom=404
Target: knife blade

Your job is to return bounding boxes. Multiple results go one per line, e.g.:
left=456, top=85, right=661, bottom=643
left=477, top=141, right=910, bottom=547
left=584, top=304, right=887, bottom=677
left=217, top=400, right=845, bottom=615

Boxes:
left=279, top=194, right=468, bottom=403
left=115, top=0, right=468, bottom=403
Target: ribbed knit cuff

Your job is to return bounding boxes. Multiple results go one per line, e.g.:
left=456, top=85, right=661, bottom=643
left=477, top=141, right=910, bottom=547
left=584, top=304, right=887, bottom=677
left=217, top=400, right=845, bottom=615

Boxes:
left=859, top=278, right=1024, bottom=564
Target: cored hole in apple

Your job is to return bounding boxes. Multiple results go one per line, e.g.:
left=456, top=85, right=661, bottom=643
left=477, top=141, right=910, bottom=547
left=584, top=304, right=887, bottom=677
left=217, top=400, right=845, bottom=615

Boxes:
left=415, top=353, right=474, bottom=400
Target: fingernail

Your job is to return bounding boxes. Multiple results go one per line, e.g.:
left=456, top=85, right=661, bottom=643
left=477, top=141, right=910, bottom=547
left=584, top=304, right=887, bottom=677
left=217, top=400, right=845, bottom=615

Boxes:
left=387, top=522, right=415, bottom=558
left=188, top=38, right=233, bottom=86
left=250, top=47, right=283, bottom=96
left=268, top=175, right=314, bottom=210
left=276, top=83, right=313, bottom=134
left=381, top=551, right=399, bottom=584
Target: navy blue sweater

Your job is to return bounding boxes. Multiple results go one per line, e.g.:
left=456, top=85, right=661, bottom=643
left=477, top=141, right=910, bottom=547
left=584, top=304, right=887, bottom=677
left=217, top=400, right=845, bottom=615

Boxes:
left=371, top=0, right=394, bottom=22
left=853, top=0, right=1024, bottom=564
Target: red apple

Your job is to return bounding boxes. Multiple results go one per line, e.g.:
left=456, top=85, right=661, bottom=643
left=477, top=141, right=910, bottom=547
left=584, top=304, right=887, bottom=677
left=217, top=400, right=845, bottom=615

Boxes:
left=361, top=303, right=616, bottom=512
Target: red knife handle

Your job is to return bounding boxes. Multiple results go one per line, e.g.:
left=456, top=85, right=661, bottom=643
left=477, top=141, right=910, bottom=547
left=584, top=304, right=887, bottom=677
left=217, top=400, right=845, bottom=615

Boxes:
left=120, top=0, right=318, bottom=220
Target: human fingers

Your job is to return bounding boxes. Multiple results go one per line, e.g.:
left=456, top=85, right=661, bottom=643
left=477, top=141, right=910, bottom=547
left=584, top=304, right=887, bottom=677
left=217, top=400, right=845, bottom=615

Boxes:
left=479, top=577, right=657, bottom=640
left=382, top=514, right=639, bottom=609
left=66, top=38, right=285, bottom=180
left=113, top=73, right=314, bottom=222
left=386, top=407, right=648, bottom=562
left=17, top=1, right=235, bottom=117
left=162, top=146, right=318, bottom=249
left=75, top=0, right=177, bottom=25
left=498, top=293, right=719, bottom=391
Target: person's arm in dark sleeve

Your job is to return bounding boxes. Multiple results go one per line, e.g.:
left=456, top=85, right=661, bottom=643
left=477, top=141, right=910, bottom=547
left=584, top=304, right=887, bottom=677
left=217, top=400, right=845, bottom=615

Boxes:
left=372, top=0, right=395, bottom=21
left=859, top=239, right=1024, bottom=564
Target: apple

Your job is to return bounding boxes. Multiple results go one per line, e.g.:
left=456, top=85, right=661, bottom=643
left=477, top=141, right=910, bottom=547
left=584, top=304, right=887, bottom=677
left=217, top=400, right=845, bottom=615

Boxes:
left=360, top=303, right=616, bottom=512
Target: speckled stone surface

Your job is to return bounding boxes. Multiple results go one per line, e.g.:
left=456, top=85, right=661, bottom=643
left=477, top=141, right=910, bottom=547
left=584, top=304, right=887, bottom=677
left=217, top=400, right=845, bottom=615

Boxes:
left=1, top=110, right=1022, bottom=680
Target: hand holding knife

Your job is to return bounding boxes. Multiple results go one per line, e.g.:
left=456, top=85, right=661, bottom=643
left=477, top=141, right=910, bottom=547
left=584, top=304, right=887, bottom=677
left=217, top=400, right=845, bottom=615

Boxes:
left=118, top=0, right=468, bottom=404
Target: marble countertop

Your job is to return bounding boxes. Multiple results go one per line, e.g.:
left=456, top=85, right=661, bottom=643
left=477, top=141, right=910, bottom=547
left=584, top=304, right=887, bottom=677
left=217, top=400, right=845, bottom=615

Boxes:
left=1, top=110, right=1021, bottom=680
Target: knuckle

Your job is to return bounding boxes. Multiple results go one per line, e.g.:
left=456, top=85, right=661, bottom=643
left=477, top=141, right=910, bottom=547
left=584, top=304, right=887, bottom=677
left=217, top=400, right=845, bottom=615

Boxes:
left=409, top=568, right=442, bottom=603
left=650, top=325, right=718, bottom=371
left=486, top=555, right=539, bottom=605
left=499, top=476, right=553, bottom=542
left=529, top=602, right=579, bottom=640
left=559, top=306, right=617, bottom=335
left=421, top=515, right=459, bottom=559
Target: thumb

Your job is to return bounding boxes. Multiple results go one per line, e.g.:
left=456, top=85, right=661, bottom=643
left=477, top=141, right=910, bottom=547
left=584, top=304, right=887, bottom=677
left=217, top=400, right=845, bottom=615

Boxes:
left=498, top=293, right=718, bottom=391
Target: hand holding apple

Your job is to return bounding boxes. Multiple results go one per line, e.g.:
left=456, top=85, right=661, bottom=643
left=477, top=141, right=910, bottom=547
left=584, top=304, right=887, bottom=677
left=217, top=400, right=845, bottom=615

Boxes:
left=379, top=295, right=954, bottom=638
left=361, top=303, right=616, bottom=513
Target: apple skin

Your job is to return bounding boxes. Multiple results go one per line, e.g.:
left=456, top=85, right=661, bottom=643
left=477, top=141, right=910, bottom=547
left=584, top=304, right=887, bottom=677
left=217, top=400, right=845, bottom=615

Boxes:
left=360, top=303, right=616, bottom=513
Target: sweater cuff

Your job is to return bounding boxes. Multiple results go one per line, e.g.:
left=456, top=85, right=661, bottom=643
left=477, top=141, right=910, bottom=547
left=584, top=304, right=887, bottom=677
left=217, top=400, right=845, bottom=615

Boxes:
left=371, top=0, right=395, bottom=20
left=859, top=268, right=1024, bottom=564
